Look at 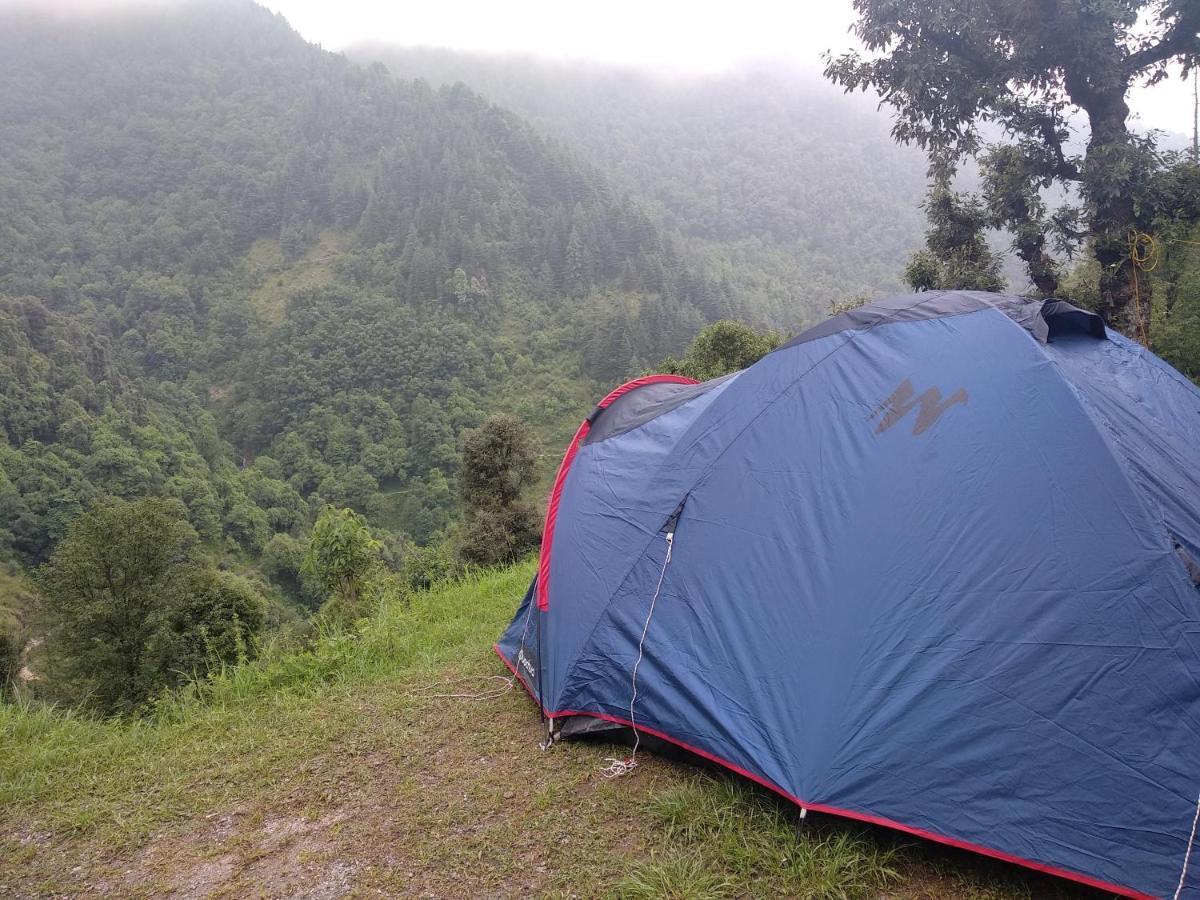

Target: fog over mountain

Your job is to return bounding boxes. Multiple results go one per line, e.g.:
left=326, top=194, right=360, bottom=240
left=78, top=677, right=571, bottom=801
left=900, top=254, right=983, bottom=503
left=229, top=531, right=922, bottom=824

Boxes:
left=350, top=45, right=937, bottom=311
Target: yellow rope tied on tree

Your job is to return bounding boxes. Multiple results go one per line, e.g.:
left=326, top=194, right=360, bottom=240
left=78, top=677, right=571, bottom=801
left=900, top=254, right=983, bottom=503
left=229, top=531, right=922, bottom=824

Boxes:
left=1128, top=230, right=1159, bottom=346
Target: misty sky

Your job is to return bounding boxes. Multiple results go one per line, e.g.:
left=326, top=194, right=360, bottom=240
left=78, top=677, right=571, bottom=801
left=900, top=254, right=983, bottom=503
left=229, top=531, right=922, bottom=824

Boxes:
left=263, top=0, right=856, bottom=73
left=5, top=0, right=1196, bottom=135
left=259, top=0, right=1195, bottom=136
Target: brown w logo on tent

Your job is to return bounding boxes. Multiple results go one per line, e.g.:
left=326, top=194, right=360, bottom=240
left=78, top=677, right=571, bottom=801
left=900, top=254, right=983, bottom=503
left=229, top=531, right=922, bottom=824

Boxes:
left=872, top=378, right=968, bottom=436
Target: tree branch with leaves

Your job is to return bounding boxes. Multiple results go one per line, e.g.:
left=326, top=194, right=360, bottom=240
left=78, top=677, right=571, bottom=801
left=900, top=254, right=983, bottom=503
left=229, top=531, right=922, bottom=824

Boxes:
left=826, top=0, right=1200, bottom=335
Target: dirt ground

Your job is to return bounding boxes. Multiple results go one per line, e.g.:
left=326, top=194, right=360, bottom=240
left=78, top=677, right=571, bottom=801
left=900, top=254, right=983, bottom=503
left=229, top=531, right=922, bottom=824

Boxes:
left=1, top=673, right=682, bottom=899
left=0, top=663, right=1110, bottom=900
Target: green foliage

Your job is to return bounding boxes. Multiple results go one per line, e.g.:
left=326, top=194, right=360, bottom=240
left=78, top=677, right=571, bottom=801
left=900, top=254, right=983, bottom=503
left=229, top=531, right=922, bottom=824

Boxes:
left=302, top=506, right=382, bottom=618
left=458, top=416, right=541, bottom=567
left=978, top=145, right=1062, bottom=296
left=0, top=296, right=305, bottom=565
left=1059, top=257, right=1104, bottom=312
left=0, top=571, right=36, bottom=701
left=904, top=179, right=1005, bottom=293
left=457, top=504, right=542, bottom=568
left=660, top=320, right=783, bottom=381
left=0, top=618, right=18, bottom=699
left=145, top=569, right=265, bottom=687
left=36, top=500, right=195, bottom=712
left=1151, top=224, right=1200, bottom=379
left=261, top=532, right=320, bottom=609
left=459, top=415, right=538, bottom=508
left=397, top=537, right=461, bottom=593
left=826, top=0, right=1200, bottom=330
left=35, top=499, right=265, bottom=714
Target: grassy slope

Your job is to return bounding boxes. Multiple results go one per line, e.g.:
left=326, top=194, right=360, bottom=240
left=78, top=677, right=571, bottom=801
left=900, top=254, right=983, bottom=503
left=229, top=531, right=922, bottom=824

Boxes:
left=241, top=232, right=347, bottom=328
left=1, top=571, right=36, bottom=690
left=0, top=570, right=35, bottom=625
left=1, top=564, right=1101, bottom=899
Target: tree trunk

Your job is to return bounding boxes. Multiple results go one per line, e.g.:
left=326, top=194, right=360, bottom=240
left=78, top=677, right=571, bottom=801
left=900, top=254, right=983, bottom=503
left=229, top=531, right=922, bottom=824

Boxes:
left=1082, top=90, right=1146, bottom=339
left=1095, top=231, right=1141, bottom=338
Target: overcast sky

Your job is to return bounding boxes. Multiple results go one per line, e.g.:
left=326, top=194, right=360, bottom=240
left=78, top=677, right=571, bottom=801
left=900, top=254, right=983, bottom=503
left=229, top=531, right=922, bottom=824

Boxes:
left=5, top=0, right=1197, bottom=136
left=262, top=0, right=857, bottom=73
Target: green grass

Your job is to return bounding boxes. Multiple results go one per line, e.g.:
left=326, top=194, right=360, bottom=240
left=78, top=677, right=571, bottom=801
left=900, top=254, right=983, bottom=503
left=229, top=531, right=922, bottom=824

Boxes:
left=625, top=777, right=901, bottom=899
left=240, top=231, right=347, bottom=325
left=0, top=563, right=534, bottom=842
left=616, top=851, right=734, bottom=900
left=0, top=569, right=35, bottom=636
left=0, top=561, right=1094, bottom=898
left=1, top=569, right=36, bottom=700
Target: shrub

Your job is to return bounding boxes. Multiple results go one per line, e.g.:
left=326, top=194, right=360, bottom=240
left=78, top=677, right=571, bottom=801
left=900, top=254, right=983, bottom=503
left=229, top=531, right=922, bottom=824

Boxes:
left=36, top=499, right=266, bottom=714
left=659, top=320, right=783, bottom=381
left=457, top=503, right=540, bottom=568
left=458, top=415, right=541, bottom=567
left=302, top=506, right=382, bottom=621
left=0, top=616, right=19, bottom=698
left=145, top=569, right=266, bottom=683
left=397, top=537, right=459, bottom=594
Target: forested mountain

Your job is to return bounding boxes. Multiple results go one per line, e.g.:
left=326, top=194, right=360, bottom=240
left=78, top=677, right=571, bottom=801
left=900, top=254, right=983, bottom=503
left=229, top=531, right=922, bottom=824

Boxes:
left=346, top=46, right=932, bottom=317
left=0, top=0, right=742, bottom=570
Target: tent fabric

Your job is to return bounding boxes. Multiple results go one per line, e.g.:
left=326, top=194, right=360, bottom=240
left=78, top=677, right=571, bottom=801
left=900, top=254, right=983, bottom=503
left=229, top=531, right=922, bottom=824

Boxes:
left=497, top=290, right=1200, bottom=898
left=535, top=374, right=699, bottom=612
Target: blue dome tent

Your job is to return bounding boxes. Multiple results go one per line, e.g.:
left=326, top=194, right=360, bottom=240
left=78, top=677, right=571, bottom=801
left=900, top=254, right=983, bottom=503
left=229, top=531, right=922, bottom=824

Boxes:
left=496, top=291, right=1200, bottom=898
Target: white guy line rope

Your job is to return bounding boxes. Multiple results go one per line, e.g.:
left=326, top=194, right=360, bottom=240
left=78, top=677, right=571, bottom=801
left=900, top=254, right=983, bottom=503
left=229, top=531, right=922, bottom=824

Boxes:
left=602, top=530, right=674, bottom=778
left=1174, top=791, right=1200, bottom=900
left=427, top=587, right=538, bottom=703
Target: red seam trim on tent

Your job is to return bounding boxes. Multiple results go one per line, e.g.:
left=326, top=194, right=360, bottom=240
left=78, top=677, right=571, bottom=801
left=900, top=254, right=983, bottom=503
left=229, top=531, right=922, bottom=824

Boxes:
left=491, top=644, right=1148, bottom=899
left=535, top=374, right=698, bottom=612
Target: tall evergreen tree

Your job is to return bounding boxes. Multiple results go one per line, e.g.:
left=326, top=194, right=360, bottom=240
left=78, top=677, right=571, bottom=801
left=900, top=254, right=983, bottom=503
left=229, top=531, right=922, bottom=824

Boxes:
left=458, top=415, right=540, bottom=567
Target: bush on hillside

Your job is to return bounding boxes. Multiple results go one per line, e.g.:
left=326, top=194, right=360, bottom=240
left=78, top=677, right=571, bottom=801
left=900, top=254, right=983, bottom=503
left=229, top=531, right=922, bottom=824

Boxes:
left=0, top=617, right=18, bottom=698
left=458, top=504, right=541, bottom=568
left=397, top=537, right=460, bottom=593
left=302, top=506, right=382, bottom=623
left=659, top=320, right=783, bottom=381
left=36, top=499, right=266, bottom=714
left=458, top=416, right=541, bottom=567
left=144, top=569, right=266, bottom=683
left=261, top=532, right=323, bottom=610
